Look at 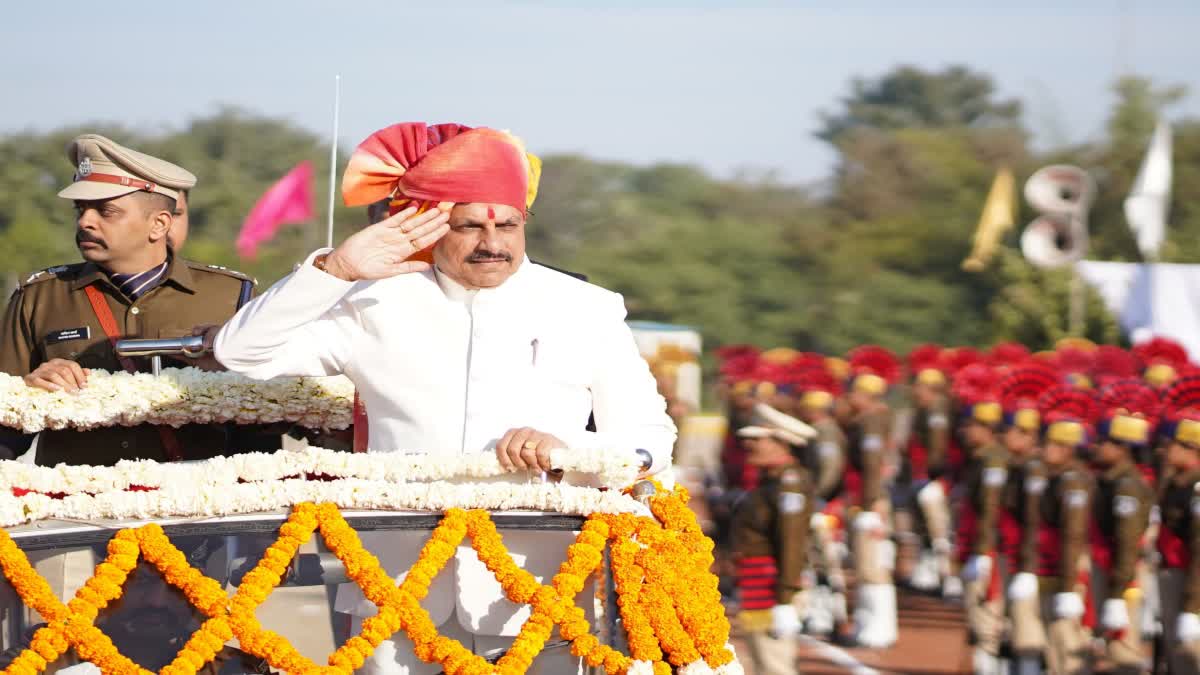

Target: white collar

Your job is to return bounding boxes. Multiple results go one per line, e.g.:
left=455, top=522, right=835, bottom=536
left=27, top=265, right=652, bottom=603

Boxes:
left=433, top=257, right=532, bottom=306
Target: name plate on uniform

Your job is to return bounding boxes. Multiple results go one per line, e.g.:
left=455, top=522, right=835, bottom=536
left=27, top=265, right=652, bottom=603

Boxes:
left=44, top=327, right=91, bottom=344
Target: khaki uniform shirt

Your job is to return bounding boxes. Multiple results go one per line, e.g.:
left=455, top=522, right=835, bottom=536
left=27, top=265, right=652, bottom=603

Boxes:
left=0, top=256, right=261, bottom=466
left=963, top=441, right=1010, bottom=556
left=905, top=394, right=951, bottom=483
left=1007, top=455, right=1047, bottom=573
left=845, top=407, right=889, bottom=507
left=732, top=463, right=815, bottom=605
left=1092, top=460, right=1153, bottom=599
left=808, top=417, right=847, bottom=501
left=1159, top=467, right=1200, bottom=613
left=1029, top=460, right=1093, bottom=593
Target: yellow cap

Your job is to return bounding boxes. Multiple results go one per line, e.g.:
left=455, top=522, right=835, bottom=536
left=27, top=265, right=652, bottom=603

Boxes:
left=1177, top=420, right=1200, bottom=447
left=852, top=373, right=887, bottom=396
left=971, top=402, right=1003, bottom=426
left=761, top=348, right=800, bottom=365
left=1108, top=415, right=1150, bottom=444
left=826, top=357, right=850, bottom=380
left=915, top=368, right=947, bottom=387
left=1013, top=409, right=1040, bottom=432
left=1056, top=337, right=1098, bottom=352
left=1047, top=420, right=1085, bottom=446
left=801, top=391, right=834, bottom=409
left=1145, top=363, right=1178, bottom=387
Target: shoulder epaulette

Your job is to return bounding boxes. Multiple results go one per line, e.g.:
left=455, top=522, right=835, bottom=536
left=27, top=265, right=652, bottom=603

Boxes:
left=185, top=261, right=257, bottom=285
left=18, top=264, right=81, bottom=288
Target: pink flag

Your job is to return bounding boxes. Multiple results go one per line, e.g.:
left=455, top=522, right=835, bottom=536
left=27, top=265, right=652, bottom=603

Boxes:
left=236, top=161, right=315, bottom=260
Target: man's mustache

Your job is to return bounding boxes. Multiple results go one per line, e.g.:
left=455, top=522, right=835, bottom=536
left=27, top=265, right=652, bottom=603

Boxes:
left=465, top=251, right=511, bottom=263
left=76, top=231, right=106, bottom=247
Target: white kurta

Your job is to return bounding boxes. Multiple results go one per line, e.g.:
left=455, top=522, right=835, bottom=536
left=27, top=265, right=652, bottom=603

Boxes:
left=214, top=251, right=676, bottom=672
left=215, top=250, right=675, bottom=470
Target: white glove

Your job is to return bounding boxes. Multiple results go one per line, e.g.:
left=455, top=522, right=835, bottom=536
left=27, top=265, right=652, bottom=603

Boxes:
left=917, top=480, right=946, bottom=507
left=1007, top=572, right=1038, bottom=601
left=961, top=555, right=992, bottom=583
left=1100, top=598, right=1129, bottom=632
left=770, top=603, right=802, bottom=639
left=1054, top=592, right=1085, bottom=620
left=1178, top=613, right=1200, bottom=643
left=853, top=510, right=883, bottom=533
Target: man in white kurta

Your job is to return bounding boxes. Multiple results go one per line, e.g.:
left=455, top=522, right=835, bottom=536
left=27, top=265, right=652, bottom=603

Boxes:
left=213, top=123, right=676, bottom=674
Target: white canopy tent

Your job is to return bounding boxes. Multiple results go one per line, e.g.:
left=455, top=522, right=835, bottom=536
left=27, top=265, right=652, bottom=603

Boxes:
left=1076, top=261, right=1200, bottom=361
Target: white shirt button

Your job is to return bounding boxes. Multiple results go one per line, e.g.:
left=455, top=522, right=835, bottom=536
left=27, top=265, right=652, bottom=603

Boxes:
left=130, top=307, right=140, bottom=315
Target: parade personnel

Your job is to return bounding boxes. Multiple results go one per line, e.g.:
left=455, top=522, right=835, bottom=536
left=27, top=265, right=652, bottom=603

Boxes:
left=0, top=134, right=259, bottom=465
left=901, top=344, right=954, bottom=595
left=213, top=122, right=676, bottom=674
left=794, top=364, right=849, bottom=637
left=1025, top=384, right=1098, bottom=675
left=1088, top=379, right=1156, bottom=675
left=732, top=402, right=818, bottom=675
left=952, top=370, right=1010, bottom=675
left=842, top=345, right=899, bottom=647
left=1155, top=375, right=1200, bottom=674
left=996, top=363, right=1059, bottom=675
left=1134, top=336, right=1191, bottom=390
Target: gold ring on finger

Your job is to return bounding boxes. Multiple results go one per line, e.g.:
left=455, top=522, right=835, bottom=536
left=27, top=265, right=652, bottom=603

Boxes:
left=523, top=441, right=538, bottom=449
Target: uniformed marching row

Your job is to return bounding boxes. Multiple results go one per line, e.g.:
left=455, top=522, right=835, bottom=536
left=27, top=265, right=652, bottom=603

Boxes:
left=714, top=338, right=1200, bottom=675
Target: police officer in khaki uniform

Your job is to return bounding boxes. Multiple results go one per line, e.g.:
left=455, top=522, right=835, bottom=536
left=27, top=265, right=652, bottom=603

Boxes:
left=843, top=346, right=899, bottom=648
left=732, top=402, right=817, bottom=675
left=1157, top=376, right=1200, bottom=675
left=0, top=135, right=261, bottom=466
left=955, top=391, right=1010, bottom=675
left=1028, top=385, right=1098, bottom=675
left=1090, top=380, right=1157, bottom=675
left=795, top=368, right=849, bottom=637
left=997, top=365, right=1058, bottom=675
left=903, top=345, right=955, bottom=595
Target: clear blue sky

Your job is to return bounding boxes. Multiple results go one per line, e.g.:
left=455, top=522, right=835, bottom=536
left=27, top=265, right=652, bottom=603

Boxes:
left=3, top=1, right=1197, bottom=183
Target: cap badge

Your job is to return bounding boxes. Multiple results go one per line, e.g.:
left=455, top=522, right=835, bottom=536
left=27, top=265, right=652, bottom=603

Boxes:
left=75, top=157, right=93, bottom=180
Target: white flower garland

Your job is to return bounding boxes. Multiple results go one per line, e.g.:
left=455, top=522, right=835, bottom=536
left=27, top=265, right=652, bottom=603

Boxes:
left=0, top=479, right=645, bottom=528
left=0, top=368, right=355, bottom=433
left=0, top=447, right=647, bottom=526
left=0, top=446, right=641, bottom=495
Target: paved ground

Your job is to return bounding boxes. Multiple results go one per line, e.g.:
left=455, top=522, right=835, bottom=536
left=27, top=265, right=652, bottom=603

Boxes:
left=733, top=589, right=972, bottom=675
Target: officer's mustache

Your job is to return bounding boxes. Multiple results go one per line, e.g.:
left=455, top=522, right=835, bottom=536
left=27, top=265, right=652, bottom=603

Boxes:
left=76, top=231, right=106, bottom=248
left=465, top=250, right=511, bottom=263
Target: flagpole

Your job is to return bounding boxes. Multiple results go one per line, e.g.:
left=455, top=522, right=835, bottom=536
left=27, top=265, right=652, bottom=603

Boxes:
left=326, top=74, right=341, bottom=249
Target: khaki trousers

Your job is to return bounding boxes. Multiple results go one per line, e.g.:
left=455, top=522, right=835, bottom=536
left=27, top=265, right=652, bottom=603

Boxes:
left=965, top=571, right=1005, bottom=655
left=746, top=630, right=797, bottom=675
left=1010, top=590, right=1047, bottom=656
left=853, top=506, right=893, bottom=586
left=1090, top=566, right=1145, bottom=675
left=1040, top=591, right=1093, bottom=675
left=1159, top=570, right=1200, bottom=675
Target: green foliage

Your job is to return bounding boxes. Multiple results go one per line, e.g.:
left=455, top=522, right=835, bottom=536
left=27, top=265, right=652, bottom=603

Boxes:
left=1, top=69, right=1196, bottom=359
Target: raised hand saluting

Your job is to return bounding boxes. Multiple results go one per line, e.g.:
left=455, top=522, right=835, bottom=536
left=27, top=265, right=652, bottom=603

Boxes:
left=320, top=206, right=451, bottom=281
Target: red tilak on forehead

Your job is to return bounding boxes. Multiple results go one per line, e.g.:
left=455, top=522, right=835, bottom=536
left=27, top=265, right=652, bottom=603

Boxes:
left=486, top=206, right=495, bottom=220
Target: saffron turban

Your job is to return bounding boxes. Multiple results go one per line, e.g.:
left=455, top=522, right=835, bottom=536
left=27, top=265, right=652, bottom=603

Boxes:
left=342, top=122, right=541, bottom=216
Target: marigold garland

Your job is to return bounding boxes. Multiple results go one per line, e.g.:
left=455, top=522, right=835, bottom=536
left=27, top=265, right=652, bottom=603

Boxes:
left=0, top=490, right=737, bottom=675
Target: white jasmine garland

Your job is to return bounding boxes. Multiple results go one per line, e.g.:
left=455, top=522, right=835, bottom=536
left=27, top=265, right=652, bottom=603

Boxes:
left=626, top=661, right=656, bottom=675
left=0, top=479, right=644, bottom=528
left=0, top=447, right=640, bottom=495
left=679, top=660, right=716, bottom=675
left=0, top=447, right=648, bottom=525
left=0, top=369, right=355, bottom=433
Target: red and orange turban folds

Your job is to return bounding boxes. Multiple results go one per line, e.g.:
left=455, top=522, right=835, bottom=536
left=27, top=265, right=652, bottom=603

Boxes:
left=342, top=122, right=541, bottom=217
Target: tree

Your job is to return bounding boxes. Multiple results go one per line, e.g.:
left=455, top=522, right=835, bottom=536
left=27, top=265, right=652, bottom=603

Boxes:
left=816, top=65, right=1022, bottom=144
